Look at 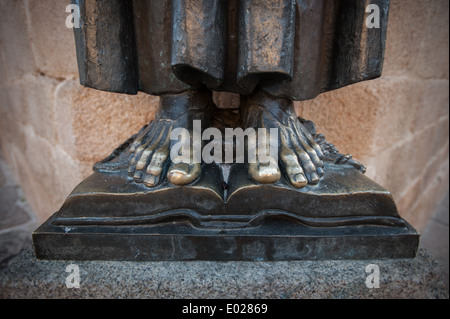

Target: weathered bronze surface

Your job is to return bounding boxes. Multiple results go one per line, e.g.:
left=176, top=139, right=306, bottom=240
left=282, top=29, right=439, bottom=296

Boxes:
left=52, top=164, right=402, bottom=228
left=69, top=0, right=392, bottom=189
left=72, top=0, right=390, bottom=100
left=34, top=217, right=418, bottom=261
left=33, top=113, right=419, bottom=260
left=34, top=135, right=418, bottom=260
left=33, top=0, right=420, bottom=261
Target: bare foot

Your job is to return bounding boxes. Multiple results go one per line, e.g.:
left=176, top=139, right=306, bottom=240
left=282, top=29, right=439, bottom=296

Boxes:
left=127, top=118, right=173, bottom=187
left=97, top=90, right=213, bottom=187
left=241, top=91, right=324, bottom=188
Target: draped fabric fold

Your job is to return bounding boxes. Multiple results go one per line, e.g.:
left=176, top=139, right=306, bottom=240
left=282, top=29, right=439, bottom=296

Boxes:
left=72, top=0, right=390, bottom=100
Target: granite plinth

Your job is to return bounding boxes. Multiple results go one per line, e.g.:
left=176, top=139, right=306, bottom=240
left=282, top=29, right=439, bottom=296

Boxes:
left=0, top=245, right=447, bottom=299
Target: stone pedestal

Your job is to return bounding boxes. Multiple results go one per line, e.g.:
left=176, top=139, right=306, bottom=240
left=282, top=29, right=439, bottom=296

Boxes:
left=0, top=245, right=447, bottom=299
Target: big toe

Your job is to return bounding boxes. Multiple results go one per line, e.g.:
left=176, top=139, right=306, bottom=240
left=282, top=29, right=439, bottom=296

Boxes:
left=249, top=160, right=281, bottom=184
left=167, top=163, right=201, bottom=186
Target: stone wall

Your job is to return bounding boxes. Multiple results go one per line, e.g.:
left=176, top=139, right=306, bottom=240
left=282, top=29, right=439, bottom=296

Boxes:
left=0, top=0, right=448, bottom=231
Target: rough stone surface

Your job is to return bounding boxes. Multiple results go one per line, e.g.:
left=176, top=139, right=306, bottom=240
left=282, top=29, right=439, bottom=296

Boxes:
left=0, top=233, right=32, bottom=269
left=384, top=0, right=449, bottom=79
left=0, top=245, right=447, bottom=299
left=420, top=191, right=449, bottom=289
left=0, top=0, right=36, bottom=80
left=25, top=0, right=79, bottom=79
left=0, top=154, right=38, bottom=268
left=54, top=80, right=159, bottom=164
left=0, top=187, right=30, bottom=231
left=401, top=145, right=449, bottom=231
left=295, top=81, right=380, bottom=159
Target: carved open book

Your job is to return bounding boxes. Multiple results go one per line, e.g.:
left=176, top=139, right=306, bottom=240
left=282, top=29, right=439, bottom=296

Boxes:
left=33, top=123, right=419, bottom=261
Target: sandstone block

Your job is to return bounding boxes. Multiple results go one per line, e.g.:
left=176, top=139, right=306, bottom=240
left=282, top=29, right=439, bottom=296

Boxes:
left=25, top=0, right=79, bottom=78
left=367, top=121, right=441, bottom=199
left=54, top=80, right=159, bottom=163
left=17, top=127, right=60, bottom=221
left=405, top=160, right=449, bottom=231
left=396, top=177, right=423, bottom=220
left=0, top=0, right=36, bottom=80
left=369, top=77, right=424, bottom=151
left=21, top=74, right=59, bottom=142
left=383, top=0, right=430, bottom=77
left=295, top=81, right=380, bottom=160
left=413, top=80, right=450, bottom=129
left=415, top=0, right=449, bottom=80
left=0, top=84, right=29, bottom=127
left=395, top=142, right=449, bottom=222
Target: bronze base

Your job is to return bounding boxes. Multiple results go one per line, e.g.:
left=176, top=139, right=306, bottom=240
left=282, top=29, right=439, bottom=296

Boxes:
left=33, top=162, right=419, bottom=261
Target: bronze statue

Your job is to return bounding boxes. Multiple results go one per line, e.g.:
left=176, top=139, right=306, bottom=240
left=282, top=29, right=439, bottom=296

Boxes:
left=73, top=0, right=388, bottom=188
left=32, top=0, right=420, bottom=261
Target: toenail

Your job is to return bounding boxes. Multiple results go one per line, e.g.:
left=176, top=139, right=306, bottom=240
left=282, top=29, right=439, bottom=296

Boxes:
left=294, top=173, right=307, bottom=184
left=128, top=166, right=136, bottom=176
left=133, top=171, right=143, bottom=182
left=167, top=172, right=185, bottom=185
left=309, top=172, right=320, bottom=184
left=144, top=175, right=157, bottom=187
left=317, top=167, right=324, bottom=176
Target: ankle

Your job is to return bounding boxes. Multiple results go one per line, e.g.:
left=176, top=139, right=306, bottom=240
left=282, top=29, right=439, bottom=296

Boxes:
left=157, top=90, right=214, bottom=120
left=240, top=90, right=295, bottom=125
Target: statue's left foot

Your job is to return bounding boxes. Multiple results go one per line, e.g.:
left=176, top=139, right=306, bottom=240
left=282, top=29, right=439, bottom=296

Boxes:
left=241, top=91, right=325, bottom=188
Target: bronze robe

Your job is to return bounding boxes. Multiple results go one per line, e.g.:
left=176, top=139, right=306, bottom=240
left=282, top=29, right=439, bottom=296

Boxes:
left=72, top=0, right=390, bottom=100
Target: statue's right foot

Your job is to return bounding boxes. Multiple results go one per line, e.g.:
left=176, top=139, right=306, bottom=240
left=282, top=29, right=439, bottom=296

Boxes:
left=126, top=90, right=214, bottom=187
left=126, top=119, right=172, bottom=187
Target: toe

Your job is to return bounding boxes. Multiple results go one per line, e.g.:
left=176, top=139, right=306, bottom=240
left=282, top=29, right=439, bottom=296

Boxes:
left=280, top=148, right=307, bottom=188
left=306, top=171, right=320, bottom=185
left=289, top=131, right=318, bottom=174
left=317, top=166, right=324, bottom=177
left=128, top=124, right=154, bottom=153
left=128, top=144, right=147, bottom=176
left=130, top=145, right=154, bottom=180
left=167, top=162, right=201, bottom=186
left=128, top=122, right=171, bottom=183
left=295, top=120, right=325, bottom=160
left=249, top=128, right=281, bottom=184
left=143, top=148, right=169, bottom=187
left=136, top=149, right=153, bottom=171
left=143, top=174, right=159, bottom=188
left=147, top=150, right=168, bottom=175
left=166, top=135, right=201, bottom=186
left=295, top=133, right=323, bottom=171
left=133, top=170, right=144, bottom=183
left=293, top=122, right=325, bottom=171
left=249, top=160, right=281, bottom=184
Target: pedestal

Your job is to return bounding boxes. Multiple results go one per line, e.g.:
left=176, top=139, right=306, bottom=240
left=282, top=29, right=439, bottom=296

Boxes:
left=0, top=245, right=447, bottom=299
left=33, top=162, right=419, bottom=261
